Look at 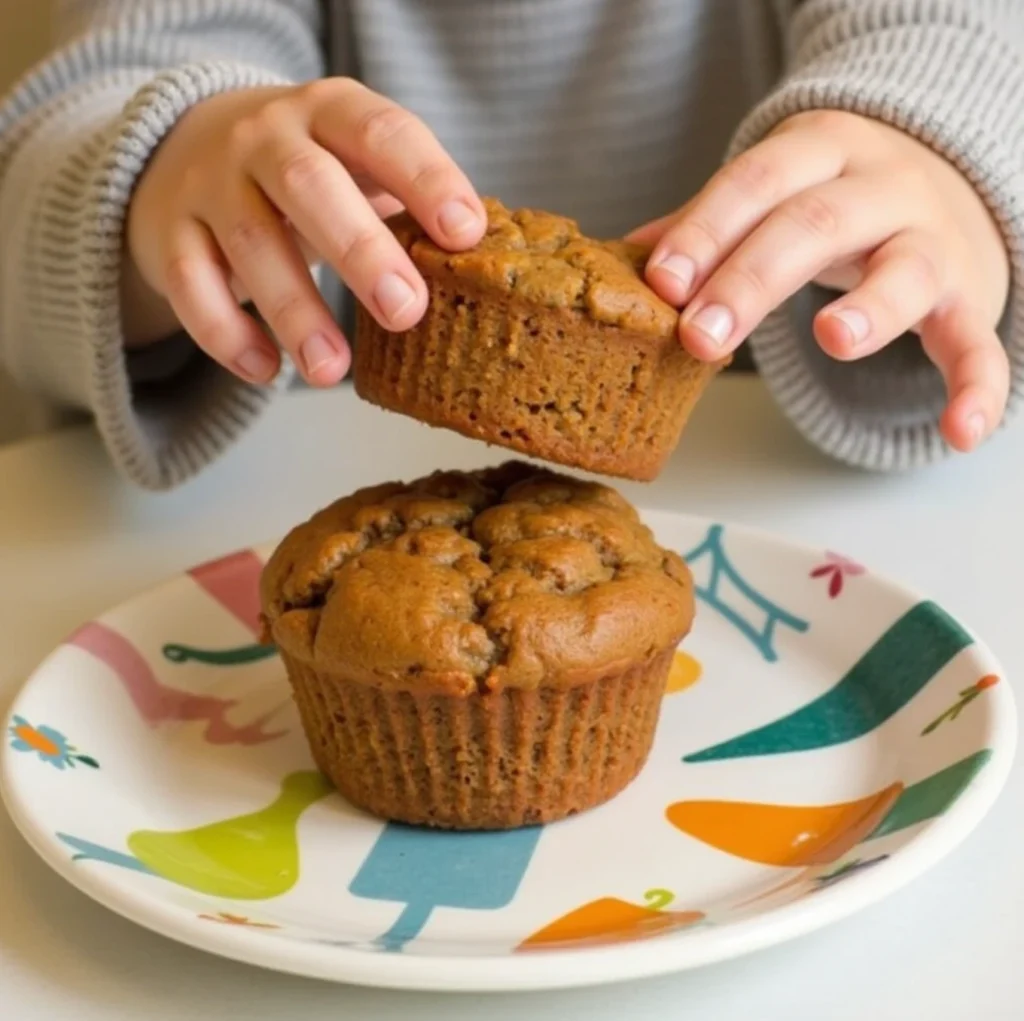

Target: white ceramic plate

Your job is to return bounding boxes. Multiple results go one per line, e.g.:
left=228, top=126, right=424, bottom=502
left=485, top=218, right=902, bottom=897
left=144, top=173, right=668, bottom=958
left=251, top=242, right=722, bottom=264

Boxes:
left=1, top=512, right=1015, bottom=991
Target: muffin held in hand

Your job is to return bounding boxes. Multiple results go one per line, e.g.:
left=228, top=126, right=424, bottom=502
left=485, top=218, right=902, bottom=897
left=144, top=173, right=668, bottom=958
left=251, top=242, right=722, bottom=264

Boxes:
left=260, top=462, right=695, bottom=830
left=353, top=198, right=725, bottom=482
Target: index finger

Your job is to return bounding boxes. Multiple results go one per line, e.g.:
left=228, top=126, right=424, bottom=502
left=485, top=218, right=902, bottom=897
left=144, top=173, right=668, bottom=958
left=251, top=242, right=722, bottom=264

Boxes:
left=312, top=81, right=486, bottom=251
left=645, top=129, right=848, bottom=305
left=249, top=135, right=429, bottom=333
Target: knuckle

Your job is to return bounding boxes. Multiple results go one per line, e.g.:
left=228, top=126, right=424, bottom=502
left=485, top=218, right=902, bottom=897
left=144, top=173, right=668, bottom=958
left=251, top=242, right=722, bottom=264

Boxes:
left=977, top=335, right=1010, bottom=374
left=678, top=216, right=724, bottom=257
left=277, top=147, right=333, bottom=201
left=162, top=253, right=204, bottom=299
left=869, top=286, right=902, bottom=325
left=262, top=289, right=311, bottom=333
left=299, top=76, right=350, bottom=107
left=722, top=151, right=779, bottom=201
left=226, top=116, right=263, bottom=158
left=190, top=314, right=236, bottom=350
left=331, top=226, right=384, bottom=272
left=229, top=96, right=303, bottom=159
left=784, top=192, right=841, bottom=239
left=166, top=290, right=235, bottom=347
left=899, top=244, right=944, bottom=294
left=726, top=260, right=772, bottom=301
left=355, top=104, right=417, bottom=155
left=257, top=97, right=298, bottom=135
left=409, top=160, right=458, bottom=194
left=222, top=216, right=276, bottom=259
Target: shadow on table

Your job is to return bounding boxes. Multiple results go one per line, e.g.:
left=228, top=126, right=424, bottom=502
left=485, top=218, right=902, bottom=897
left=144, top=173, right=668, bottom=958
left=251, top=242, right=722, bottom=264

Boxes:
left=0, top=378, right=846, bottom=545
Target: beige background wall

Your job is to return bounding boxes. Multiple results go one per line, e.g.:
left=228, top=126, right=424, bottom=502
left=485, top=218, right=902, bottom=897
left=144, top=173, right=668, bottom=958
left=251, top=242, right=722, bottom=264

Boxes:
left=0, top=1, right=52, bottom=86
left=0, top=1, right=57, bottom=445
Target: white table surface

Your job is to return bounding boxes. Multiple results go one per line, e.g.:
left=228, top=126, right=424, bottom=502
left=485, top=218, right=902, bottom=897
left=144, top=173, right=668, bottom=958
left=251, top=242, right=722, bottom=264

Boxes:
left=1, top=376, right=1021, bottom=1020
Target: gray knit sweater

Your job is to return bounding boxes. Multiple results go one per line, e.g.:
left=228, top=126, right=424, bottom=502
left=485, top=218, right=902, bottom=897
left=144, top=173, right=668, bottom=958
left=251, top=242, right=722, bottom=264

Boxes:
left=2, top=1, right=1023, bottom=489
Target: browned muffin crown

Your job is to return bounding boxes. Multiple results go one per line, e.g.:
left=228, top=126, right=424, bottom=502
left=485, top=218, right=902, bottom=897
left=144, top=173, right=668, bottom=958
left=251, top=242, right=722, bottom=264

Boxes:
left=391, top=198, right=679, bottom=338
left=261, top=462, right=693, bottom=696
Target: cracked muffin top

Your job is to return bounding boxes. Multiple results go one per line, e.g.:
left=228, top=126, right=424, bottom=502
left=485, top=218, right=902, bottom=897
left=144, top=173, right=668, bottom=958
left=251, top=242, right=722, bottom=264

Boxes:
left=260, top=462, right=694, bottom=695
left=388, top=196, right=680, bottom=338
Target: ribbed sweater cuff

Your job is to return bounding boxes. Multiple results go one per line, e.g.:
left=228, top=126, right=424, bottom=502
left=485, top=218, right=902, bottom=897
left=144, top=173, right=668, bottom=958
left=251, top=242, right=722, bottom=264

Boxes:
left=729, top=13, right=1024, bottom=470
left=63, top=62, right=291, bottom=490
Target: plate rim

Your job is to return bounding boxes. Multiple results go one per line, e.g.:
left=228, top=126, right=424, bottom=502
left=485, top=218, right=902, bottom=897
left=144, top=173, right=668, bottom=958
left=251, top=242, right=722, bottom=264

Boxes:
left=2, top=510, right=1017, bottom=991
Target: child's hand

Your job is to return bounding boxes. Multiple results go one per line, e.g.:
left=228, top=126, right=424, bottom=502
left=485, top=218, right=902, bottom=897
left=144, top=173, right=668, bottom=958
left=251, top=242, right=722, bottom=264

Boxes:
left=125, top=80, right=486, bottom=386
left=629, top=111, right=1011, bottom=452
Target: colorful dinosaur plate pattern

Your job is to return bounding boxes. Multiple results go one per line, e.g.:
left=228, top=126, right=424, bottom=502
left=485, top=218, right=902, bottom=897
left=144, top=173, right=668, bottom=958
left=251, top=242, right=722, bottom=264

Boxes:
left=0, top=512, right=1015, bottom=991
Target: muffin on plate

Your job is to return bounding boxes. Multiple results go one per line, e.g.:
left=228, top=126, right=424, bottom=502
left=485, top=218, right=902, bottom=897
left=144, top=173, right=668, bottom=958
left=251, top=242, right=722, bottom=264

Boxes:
left=352, top=198, right=725, bottom=482
left=259, top=461, right=695, bottom=830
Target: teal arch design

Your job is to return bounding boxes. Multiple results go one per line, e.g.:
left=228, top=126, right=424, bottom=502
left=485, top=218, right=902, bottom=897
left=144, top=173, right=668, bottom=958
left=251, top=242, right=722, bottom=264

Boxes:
left=350, top=823, right=544, bottom=953
left=683, top=525, right=809, bottom=663
left=685, top=601, right=973, bottom=762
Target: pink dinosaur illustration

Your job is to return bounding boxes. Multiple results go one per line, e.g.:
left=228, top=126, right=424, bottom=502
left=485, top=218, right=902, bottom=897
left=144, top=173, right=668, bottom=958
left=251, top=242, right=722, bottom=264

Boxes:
left=187, top=549, right=266, bottom=635
left=69, top=621, right=286, bottom=746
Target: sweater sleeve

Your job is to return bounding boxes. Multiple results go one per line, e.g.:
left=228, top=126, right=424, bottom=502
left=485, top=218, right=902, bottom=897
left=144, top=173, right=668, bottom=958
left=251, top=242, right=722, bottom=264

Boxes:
left=730, top=0, right=1024, bottom=470
left=0, top=1, right=323, bottom=490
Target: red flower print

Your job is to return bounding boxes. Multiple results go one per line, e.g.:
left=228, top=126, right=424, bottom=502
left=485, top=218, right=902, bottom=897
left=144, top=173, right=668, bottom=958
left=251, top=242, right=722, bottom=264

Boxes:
left=810, top=552, right=865, bottom=598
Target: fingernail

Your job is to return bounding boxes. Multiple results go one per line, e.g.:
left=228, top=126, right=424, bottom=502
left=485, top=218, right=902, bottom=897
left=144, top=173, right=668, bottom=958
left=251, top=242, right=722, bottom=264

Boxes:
left=234, top=347, right=277, bottom=383
left=831, top=307, right=871, bottom=348
left=438, top=200, right=481, bottom=239
left=301, top=332, right=341, bottom=376
left=967, top=411, right=987, bottom=445
left=374, top=273, right=417, bottom=324
left=688, top=304, right=734, bottom=347
left=651, top=253, right=696, bottom=295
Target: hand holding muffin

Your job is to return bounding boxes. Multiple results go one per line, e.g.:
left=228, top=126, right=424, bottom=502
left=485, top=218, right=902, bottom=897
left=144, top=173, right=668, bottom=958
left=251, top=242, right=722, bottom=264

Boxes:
left=631, top=111, right=1011, bottom=453
left=122, top=79, right=486, bottom=383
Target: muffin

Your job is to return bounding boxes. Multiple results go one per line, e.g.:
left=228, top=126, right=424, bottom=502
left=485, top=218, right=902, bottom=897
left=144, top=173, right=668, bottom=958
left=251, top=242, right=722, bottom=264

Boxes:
left=260, top=461, right=695, bottom=830
left=353, top=198, right=726, bottom=482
